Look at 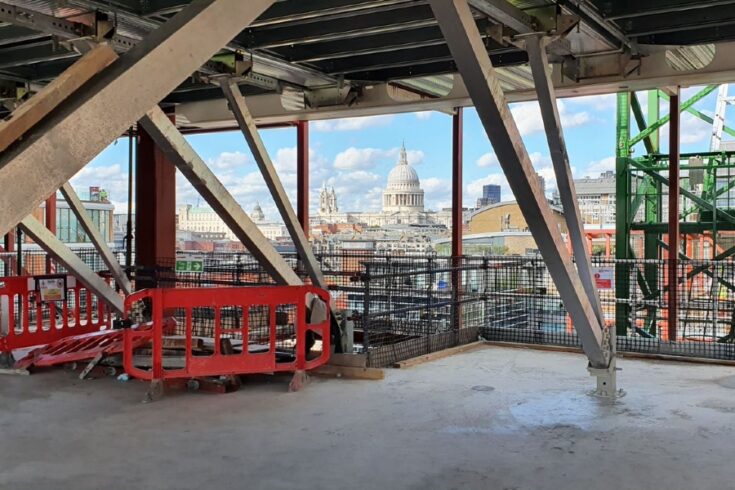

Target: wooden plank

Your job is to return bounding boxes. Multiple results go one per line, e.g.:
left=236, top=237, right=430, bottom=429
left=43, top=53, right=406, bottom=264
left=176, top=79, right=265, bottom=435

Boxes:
left=311, top=364, right=384, bottom=380
left=393, top=341, right=486, bottom=368
left=328, top=353, right=368, bottom=368
left=0, top=44, right=118, bottom=153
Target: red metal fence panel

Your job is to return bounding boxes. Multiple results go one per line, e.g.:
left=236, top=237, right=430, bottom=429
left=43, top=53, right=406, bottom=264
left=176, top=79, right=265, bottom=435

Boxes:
left=123, top=286, right=331, bottom=380
left=0, top=275, right=113, bottom=353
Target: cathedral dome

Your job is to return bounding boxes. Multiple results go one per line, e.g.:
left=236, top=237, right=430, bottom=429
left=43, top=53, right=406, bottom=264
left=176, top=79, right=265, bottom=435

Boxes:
left=251, top=202, right=265, bottom=222
left=386, top=144, right=420, bottom=191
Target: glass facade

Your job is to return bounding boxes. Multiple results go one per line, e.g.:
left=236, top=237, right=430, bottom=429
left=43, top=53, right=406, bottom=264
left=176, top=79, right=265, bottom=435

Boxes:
left=54, top=207, right=112, bottom=244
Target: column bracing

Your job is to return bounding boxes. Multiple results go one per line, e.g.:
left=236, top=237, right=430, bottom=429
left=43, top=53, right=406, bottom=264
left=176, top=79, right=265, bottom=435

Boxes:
left=429, top=0, right=611, bottom=373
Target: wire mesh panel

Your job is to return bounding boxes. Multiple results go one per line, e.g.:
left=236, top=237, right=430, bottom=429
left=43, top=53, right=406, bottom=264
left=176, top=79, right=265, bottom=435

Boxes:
left=6, top=247, right=735, bottom=364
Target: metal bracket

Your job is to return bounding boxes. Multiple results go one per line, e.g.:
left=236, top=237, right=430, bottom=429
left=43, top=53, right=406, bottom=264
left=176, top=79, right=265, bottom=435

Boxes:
left=588, top=357, right=622, bottom=399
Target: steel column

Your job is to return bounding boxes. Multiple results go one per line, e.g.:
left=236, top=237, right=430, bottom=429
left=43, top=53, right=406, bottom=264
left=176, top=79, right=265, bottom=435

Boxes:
left=220, top=80, right=326, bottom=289
left=429, top=0, right=609, bottom=368
left=18, top=216, right=124, bottom=313
left=668, top=89, right=681, bottom=341
left=452, top=107, right=463, bottom=260
left=138, top=107, right=302, bottom=285
left=452, top=107, right=463, bottom=330
left=615, top=92, right=631, bottom=336
left=136, top=117, right=176, bottom=289
left=60, top=183, right=132, bottom=295
left=0, top=0, right=276, bottom=237
left=297, top=121, right=310, bottom=235
left=44, top=193, right=56, bottom=273
left=526, top=34, right=604, bottom=326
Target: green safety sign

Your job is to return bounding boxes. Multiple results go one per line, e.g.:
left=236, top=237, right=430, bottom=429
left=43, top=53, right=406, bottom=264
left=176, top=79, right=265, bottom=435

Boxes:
left=175, top=258, right=204, bottom=273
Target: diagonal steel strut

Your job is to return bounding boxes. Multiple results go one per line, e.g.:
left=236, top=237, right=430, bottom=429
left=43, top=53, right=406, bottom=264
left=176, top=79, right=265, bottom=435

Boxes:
left=18, top=216, right=124, bottom=314
left=139, top=107, right=302, bottom=286
left=220, top=79, right=327, bottom=289
left=525, top=34, right=605, bottom=328
left=429, top=0, right=609, bottom=367
left=59, top=183, right=132, bottom=295
left=0, top=0, right=276, bottom=237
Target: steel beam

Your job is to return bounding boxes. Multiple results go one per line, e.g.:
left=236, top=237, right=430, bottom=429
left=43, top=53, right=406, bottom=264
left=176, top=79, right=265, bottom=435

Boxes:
left=467, top=0, right=535, bottom=34
left=0, top=0, right=276, bottom=237
left=18, top=216, right=124, bottom=314
left=429, top=0, right=609, bottom=368
left=138, top=106, right=301, bottom=286
left=59, top=182, right=132, bottom=295
left=526, top=34, right=604, bottom=328
left=297, top=121, right=309, bottom=235
left=220, top=79, right=327, bottom=289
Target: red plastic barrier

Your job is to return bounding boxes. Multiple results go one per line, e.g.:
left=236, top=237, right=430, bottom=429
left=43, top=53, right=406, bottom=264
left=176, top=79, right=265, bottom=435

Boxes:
left=0, top=275, right=112, bottom=354
left=123, top=286, right=331, bottom=380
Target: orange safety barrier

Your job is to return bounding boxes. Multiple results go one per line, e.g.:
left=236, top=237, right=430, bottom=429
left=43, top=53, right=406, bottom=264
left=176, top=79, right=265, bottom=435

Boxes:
left=0, top=275, right=113, bottom=354
left=123, top=286, right=331, bottom=381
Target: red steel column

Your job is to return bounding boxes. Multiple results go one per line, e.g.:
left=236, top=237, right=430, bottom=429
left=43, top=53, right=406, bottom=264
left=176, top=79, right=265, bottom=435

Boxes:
left=136, top=113, right=177, bottom=289
left=45, top=193, right=57, bottom=273
left=452, top=108, right=463, bottom=329
left=297, top=121, right=309, bottom=235
left=668, top=89, right=680, bottom=341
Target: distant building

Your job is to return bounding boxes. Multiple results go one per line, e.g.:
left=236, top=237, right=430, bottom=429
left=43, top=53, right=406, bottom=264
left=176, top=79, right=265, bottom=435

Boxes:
left=476, top=184, right=501, bottom=208
left=31, top=187, right=114, bottom=247
left=465, top=200, right=567, bottom=254
left=468, top=200, right=567, bottom=234
left=314, top=143, right=452, bottom=229
left=177, top=202, right=288, bottom=242
left=571, top=171, right=616, bottom=226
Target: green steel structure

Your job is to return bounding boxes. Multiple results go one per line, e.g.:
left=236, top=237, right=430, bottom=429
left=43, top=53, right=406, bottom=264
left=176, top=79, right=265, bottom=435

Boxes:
left=615, top=85, right=735, bottom=338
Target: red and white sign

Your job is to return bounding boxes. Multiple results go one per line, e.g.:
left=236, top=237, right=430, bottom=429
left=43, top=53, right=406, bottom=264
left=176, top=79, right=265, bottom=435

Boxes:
left=593, top=267, right=614, bottom=290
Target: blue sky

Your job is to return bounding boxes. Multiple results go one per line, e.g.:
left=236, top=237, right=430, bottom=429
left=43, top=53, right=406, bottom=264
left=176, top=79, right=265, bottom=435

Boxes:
left=72, top=85, right=725, bottom=221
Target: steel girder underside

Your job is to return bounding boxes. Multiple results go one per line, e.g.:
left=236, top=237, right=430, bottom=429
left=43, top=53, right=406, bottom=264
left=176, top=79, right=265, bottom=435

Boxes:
left=3, top=1, right=735, bottom=126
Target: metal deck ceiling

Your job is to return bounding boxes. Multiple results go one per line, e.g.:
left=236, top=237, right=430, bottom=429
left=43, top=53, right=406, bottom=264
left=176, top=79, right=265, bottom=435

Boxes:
left=2, top=0, right=735, bottom=124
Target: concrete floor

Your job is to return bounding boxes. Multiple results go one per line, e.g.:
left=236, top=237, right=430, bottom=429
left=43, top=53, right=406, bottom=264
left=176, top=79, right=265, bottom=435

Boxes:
left=1, top=346, right=735, bottom=490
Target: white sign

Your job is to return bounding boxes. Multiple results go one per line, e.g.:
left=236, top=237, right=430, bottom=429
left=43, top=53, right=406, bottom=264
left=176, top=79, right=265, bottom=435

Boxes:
left=593, top=267, right=614, bottom=290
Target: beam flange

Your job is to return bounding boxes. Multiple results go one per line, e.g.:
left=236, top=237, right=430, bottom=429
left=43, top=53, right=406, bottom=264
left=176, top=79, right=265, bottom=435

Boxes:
left=526, top=34, right=604, bottom=327
left=59, top=182, right=132, bottom=295
left=18, top=216, right=124, bottom=314
left=429, top=0, right=609, bottom=368
left=0, top=0, right=276, bottom=237
left=138, top=106, right=301, bottom=286
left=220, top=79, right=327, bottom=289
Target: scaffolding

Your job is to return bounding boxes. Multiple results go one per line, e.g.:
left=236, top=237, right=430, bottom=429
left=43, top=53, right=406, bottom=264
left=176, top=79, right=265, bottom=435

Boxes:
left=616, top=85, right=735, bottom=343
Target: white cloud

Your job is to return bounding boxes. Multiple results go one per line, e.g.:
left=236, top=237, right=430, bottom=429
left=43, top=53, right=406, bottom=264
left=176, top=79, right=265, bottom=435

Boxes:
left=334, top=147, right=386, bottom=170
left=71, top=163, right=130, bottom=212
left=209, top=151, right=249, bottom=171
left=333, top=146, right=423, bottom=170
left=511, top=100, right=592, bottom=136
left=584, top=156, right=616, bottom=176
left=476, top=152, right=499, bottom=168
left=313, top=114, right=394, bottom=132
left=415, top=111, right=433, bottom=120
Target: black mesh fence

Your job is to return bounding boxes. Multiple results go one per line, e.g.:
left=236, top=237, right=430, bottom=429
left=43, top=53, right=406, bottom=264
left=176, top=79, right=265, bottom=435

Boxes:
left=5, top=247, right=735, bottom=364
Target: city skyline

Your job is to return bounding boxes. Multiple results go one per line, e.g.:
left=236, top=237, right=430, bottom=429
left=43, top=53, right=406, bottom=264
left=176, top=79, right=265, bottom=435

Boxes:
left=73, top=86, right=725, bottom=223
